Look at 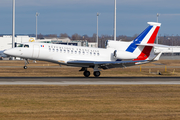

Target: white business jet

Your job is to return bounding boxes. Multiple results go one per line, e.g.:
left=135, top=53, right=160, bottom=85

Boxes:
left=4, top=22, right=163, bottom=77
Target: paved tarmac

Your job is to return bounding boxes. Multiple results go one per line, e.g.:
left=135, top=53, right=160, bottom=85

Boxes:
left=0, top=77, right=180, bottom=85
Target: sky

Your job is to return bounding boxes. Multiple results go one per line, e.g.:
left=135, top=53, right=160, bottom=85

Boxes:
left=0, top=0, right=180, bottom=37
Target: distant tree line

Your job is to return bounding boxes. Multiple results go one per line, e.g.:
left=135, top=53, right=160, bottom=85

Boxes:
left=34, top=33, right=180, bottom=48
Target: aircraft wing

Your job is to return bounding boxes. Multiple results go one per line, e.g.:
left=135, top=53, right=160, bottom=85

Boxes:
left=67, top=60, right=147, bottom=69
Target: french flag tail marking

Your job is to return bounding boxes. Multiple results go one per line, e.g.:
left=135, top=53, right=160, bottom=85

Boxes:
left=131, top=22, right=161, bottom=61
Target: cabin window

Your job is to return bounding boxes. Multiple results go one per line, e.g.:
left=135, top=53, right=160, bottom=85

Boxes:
left=53, top=49, right=55, bottom=52
left=64, top=50, right=66, bottom=53
left=97, top=53, right=100, bottom=56
left=90, top=52, right=92, bottom=55
left=49, top=48, right=51, bottom=51
left=79, top=51, right=81, bottom=54
left=56, top=49, right=58, bottom=52
left=71, top=50, right=73, bottom=54
left=75, top=51, right=77, bottom=54
left=67, top=50, right=70, bottom=53
left=94, top=52, right=96, bottom=55
left=60, top=49, right=62, bottom=52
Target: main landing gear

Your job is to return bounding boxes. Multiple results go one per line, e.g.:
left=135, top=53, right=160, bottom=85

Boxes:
left=80, top=67, right=101, bottom=77
left=83, top=71, right=90, bottom=77
left=93, top=71, right=101, bottom=77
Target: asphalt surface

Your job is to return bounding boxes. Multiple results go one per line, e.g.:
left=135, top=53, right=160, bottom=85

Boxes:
left=0, top=77, right=180, bottom=85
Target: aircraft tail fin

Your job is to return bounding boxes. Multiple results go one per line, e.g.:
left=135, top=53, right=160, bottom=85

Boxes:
left=128, top=22, right=161, bottom=61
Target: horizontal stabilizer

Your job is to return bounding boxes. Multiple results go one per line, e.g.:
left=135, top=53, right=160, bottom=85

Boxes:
left=136, top=43, right=173, bottom=48
left=147, top=22, right=161, bottom=26
left=152, top=52, right=163, bottom=61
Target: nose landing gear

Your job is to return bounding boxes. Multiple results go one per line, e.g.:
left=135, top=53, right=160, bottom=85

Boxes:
left=24, top=66, right=27, bottom=69
left=23, top=59, right=29, bottom=69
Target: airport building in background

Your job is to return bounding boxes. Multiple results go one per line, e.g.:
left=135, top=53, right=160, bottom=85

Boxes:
left=37, top=37, right=89, bottom=47
left=0, top=35, right=35, bottom=51
left=0, top=35, right=96, bottom=52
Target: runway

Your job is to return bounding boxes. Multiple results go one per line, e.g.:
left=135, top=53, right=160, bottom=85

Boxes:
left=0, top=77, right=180, bottom=85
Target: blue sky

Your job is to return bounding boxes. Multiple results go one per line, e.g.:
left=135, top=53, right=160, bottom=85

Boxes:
left=0, top=0, right=180, bottom=37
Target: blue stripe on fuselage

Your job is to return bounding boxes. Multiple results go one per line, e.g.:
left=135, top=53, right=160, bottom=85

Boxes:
left=126, top=25, right=153, bottom=53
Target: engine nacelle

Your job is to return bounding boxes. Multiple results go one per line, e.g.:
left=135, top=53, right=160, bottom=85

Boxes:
left=114, top=50, right=137, bottom=59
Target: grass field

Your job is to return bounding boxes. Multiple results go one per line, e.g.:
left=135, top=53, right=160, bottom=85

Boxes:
left=0, top=85, right=180, bottom=120
left=1, top=60, right=180, bottom=77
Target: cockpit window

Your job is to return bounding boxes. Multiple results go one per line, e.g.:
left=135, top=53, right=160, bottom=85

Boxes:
left=24, top=45, right=29, bottom=48
left=18, top=44, right=24, bottom=47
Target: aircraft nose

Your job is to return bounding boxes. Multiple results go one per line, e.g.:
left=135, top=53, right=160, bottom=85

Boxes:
left=4, top=49, right=15, bottom=56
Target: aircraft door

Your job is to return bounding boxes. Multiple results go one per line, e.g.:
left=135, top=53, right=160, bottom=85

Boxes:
left=32, top=45, right=40, bottom=58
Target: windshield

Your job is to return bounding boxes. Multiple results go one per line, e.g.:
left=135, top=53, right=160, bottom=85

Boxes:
left=17, top=44, right=29, bottom=48
left=17, top=44, right=24, bottom=47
